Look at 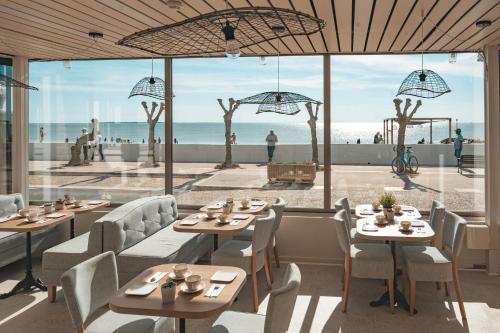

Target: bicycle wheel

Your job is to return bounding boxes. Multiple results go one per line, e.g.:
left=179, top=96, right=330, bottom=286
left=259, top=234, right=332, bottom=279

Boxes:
left=409, top=156, right=419, bottom=173
left=391, top=158, right=405, bottom=174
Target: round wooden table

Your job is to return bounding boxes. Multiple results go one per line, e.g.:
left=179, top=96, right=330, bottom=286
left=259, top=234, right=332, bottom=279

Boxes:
left=356, top=216, right=435, bottom=313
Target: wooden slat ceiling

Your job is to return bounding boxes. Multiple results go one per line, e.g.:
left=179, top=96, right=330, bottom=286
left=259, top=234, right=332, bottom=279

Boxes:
left=0, top=0, right=498, bottom=60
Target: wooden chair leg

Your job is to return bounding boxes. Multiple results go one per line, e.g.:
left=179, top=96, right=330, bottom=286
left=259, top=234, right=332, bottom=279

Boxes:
left=444, top=281, right=450, bottom=297
left=342, top=254, right=351, bottom=313
left=388, top=278, right=395, bottom=314
left=48, top=285, right=56, bottom=303
left=436, top=282, right=441, bottom=291
left=452, top=262, right=467, bottom=321
left=264, top=252, right=272, bottom=290
left=251, top=252, right=259, bottom=312
left=77, top=325, right=85, bottom=333
left=266, top=244, right=273, bottom=283
left=273, top=237, right=280, bottom=268
left=409, top=280, right=416, bottom=317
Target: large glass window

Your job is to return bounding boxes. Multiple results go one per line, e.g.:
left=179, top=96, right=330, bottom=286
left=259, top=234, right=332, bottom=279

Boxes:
left=28, top=59, right=165, bottom=204
left=330, top=53, right=485, bottom=214
left=0, top=58, right=13, bottom=194
left=172, top=56, right=324, bottom=209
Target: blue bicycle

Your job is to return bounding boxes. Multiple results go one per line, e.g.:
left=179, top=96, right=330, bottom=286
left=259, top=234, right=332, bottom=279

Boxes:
left=391, top=146, right=419, bottom=174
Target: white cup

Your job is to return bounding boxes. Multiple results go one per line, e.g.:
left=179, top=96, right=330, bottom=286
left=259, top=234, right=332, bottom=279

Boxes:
left=173, top=263, right=188, bottom=279
left=185, top=275, right=202, bottom=291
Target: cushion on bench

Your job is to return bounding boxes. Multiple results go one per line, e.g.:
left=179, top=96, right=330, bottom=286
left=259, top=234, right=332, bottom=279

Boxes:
left=117, top=224, right=211, bottom=283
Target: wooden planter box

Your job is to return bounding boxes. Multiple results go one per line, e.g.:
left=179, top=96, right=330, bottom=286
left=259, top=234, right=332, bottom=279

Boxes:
left=267, top=163, right=316, bottom=183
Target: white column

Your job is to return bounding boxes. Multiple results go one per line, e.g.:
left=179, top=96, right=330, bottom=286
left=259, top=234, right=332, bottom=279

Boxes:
left=484, top=45, right=500, bottom=274
left=12, top=56, right=29, bottom=202
left=323, top=55, right=331, bottom=210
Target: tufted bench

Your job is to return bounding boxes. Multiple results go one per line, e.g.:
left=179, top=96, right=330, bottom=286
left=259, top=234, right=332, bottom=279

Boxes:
left=42, top=195, right=212, bottom=302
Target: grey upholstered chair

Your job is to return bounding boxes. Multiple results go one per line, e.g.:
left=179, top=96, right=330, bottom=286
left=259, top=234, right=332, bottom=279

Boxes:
left=212, top=209, right=276, bottom=312
left=402, top=211, right=467, bottom=320
left=61, top=251, right=174, bottom=333
left=209, top=263, right=301, bottom=333
left=233, top=197, right=287, bottom=269
left=334, top=197, right=357, bottom=239
left=427, top=200, right=446, bottom=247
left=334, top=209, right=394, bottom=313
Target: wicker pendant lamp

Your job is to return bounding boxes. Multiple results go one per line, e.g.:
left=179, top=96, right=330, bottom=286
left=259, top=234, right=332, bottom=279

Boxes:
left=397, top=9, right=451, bottom=99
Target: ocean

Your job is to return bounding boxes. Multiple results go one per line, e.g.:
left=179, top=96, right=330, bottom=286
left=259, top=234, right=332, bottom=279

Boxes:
left=29, top=122, right=484, bottom=145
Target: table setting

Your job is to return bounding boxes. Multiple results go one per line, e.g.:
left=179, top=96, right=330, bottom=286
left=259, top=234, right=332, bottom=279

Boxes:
left=110, top=264, right=246, bottom=333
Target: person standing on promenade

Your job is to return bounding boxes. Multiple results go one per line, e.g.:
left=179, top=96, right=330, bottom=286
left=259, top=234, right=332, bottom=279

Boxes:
left=454, top=128, right=464, bottom=167
left=39, top=127, right=45, bottom=143
left=265, top=130, right=278, bottom=162
left=231, top=132, right=237, bottom=144
left=91, top=131, right=105, bottom=161
left=82, top=128, right=89, bottom=161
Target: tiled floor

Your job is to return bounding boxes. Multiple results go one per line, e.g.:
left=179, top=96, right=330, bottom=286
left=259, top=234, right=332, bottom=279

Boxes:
left=1, top=258, right=499, bottom=332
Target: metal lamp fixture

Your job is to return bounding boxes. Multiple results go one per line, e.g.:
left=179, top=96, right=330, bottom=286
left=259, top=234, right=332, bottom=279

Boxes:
left=129, top=58, right=171, bottom=100
left=222, top=20, right=240, bottom=59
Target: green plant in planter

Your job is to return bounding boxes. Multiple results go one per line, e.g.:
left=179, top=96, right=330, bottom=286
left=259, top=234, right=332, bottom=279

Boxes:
left=379, top=192, right=397, bottom=209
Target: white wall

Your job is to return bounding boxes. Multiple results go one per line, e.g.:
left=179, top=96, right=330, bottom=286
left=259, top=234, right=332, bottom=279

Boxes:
left=29, top=143, right=484, bottom=167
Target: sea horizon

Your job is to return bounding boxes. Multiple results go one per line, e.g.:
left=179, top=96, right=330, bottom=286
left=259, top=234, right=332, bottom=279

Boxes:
left=29, top=121, right=485, bottom=145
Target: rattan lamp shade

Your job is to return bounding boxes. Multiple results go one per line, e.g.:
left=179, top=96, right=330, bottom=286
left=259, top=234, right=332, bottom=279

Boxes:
left=397, top=69, right=451, bottom=99
left=128, top=76, right=166, bottom=100
left=239, top=91, right=319, bottom=115
left=0, top=73, right=38, bottom=90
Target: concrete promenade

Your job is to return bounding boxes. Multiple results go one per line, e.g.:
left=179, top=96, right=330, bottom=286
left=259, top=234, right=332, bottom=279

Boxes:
left=29, top=161, right=484, bottom=213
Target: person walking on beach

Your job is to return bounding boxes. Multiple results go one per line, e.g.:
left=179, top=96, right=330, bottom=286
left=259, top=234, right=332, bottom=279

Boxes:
left=265, top=130, right=278, bottom=162
left=454, top=128, right=464, bottom=168
left=231, top=132, right=236, bottom=144
left=39, top=127, right=45, bottom=143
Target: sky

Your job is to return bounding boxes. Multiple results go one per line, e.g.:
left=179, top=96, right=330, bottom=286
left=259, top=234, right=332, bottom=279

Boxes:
left=28, top=52, right=485, bottom=125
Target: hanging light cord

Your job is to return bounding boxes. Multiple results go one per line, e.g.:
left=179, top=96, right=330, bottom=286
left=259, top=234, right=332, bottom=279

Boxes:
left=277, top=37, right=280, bottom=93
left=151, top=56, right=154, bottom=77
left=421, top=8, right=424, bottom=72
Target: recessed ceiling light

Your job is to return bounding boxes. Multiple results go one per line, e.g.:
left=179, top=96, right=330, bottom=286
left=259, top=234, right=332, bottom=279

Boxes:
left=475, top=20, right=491, bottom=29
left=166, top=0, right=183, bottom=9
left=88, top=32, right=104, bottom=40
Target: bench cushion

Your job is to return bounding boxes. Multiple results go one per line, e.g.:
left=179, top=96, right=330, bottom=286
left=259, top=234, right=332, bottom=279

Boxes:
left=117, top=224, right=211, bottom=283
left=42, top=233, right=92, bottom=286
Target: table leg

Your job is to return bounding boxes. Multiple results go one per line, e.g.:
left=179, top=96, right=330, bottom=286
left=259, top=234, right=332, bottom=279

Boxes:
left=213, top=234, right=218, bottom=252
left=0, top=232, right=47, bottom=299
left=369, top=240, right=415, bottom=313
left=179, top=318, right=186, bottom=333
left=70, top=218, right=75, bottom=239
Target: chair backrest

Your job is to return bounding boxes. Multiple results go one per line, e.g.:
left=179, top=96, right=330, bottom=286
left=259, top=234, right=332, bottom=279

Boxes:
left=0, top=193, right=24, bottom=215
left=429, top=200, right=445, bottom=231
left=271, top=197, right=287, bottom=233
left=61, top=251, right=118, bottom=329
left=97, top=195, right=178, bottom=253
left=333, top=209, right=351, bottom=254
left=334, top=197, right=352, bottom=228
left=252, top=209, right=276, bottom=253
left=442, top=211, right=467, bottom=257
left=429, top=200, right=445, bottom=246
left=264, top=263, right=301, bottom=333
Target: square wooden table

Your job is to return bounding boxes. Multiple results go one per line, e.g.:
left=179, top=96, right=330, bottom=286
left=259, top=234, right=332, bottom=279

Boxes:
left=109, top=264, right=247, bottom=333
left=355, top=212, right=435, bottom=314
left=174, top=212, right=255, bottom=251
left=0, top=211, right=75, bottom=299
left=200, top=200, right=268, bottom=215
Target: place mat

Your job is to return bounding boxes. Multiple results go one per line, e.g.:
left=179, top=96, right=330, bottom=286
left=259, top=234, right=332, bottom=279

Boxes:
left=46, top=213, right=65, bottom=219
left=233, top=214, right=250, bottom=220
left=362, top=224, right=379, bottom=232
left=180, top=219, right=198, bottom=226
left=0, top=214, right=20, bottom=223
left=87, top=200, right=104, bottom=205
left=250, top=201, right=266, bottom=206
left=204, top=284, right=225, bottom=297
left=411, top=221, right=425, bottom=227
left=207, top=204, right=223, bottom=209
left=229, top=220, right=240, bottom=226
left=211, top=271, right=238, bottom=282
left=360, top=209, right=374, bottom=215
